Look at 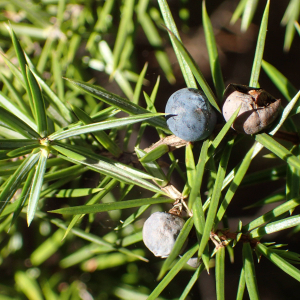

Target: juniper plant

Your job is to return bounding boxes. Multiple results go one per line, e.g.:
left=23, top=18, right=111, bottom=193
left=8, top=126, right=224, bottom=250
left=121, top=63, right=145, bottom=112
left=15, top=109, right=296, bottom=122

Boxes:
left=0, top=1, right=300, bottom=299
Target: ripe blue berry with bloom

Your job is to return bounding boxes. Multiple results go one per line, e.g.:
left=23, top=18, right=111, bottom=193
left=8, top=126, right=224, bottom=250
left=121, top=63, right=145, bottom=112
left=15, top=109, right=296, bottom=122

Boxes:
left=165, top=88, right=217, bottom=141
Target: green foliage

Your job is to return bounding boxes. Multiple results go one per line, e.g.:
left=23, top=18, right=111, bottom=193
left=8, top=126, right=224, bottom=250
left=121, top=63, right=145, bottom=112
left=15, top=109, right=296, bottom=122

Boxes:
left=232, top=0, right=300, bottom=51
left=0, top=0, right=300, bottom=299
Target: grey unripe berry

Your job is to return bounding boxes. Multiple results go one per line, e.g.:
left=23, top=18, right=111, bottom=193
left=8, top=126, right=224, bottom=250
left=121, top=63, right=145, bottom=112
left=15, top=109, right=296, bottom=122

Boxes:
left=143, top=212, right=185, bottom=258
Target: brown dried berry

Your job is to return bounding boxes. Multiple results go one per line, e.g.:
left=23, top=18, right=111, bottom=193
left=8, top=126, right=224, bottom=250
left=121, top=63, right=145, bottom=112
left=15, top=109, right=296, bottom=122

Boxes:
left=222, top=84, right=281, bottom=134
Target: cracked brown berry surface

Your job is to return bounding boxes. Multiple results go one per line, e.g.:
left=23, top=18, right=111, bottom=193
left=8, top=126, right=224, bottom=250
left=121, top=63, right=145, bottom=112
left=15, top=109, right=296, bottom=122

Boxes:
left=222, top=84, right=281, bottom=134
